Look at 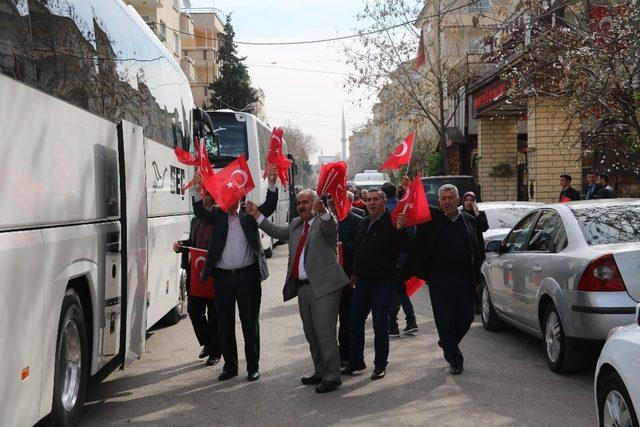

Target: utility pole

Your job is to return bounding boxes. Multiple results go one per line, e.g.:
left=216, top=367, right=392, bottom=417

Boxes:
left=436, top=0, right=452, bottom=174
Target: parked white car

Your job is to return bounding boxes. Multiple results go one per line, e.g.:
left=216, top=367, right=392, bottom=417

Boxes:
left=481, top=199, right=640, bottom=373
left=475, top=201, right=544, bottom=242
left=595, top=303, right=640, bottom=427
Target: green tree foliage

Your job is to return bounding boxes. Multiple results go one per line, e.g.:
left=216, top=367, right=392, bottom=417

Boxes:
left=208, top=15, right=257, bottom=112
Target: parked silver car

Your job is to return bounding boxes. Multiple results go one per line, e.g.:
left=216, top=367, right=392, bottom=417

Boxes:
left=481, top=199, right=640, bottom=373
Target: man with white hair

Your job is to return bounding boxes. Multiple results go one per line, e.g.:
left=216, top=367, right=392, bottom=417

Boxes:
left=403, top=184, right=482, bottom=375
left=246, top=189, right=349, bottom=393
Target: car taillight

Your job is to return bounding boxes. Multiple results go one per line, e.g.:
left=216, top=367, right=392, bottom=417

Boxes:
left=577, top=254, right=626, bottom=292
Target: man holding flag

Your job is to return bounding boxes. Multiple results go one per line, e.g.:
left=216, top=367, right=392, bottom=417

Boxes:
left=246, top=190, right=349, bottom=393
left=403, top=184, right=482, bottom=375
left=342, top=187, right=412, bottom=381
left=173, top=190, right=221, bottom=366
left=192, top=164, right=279, bottom=382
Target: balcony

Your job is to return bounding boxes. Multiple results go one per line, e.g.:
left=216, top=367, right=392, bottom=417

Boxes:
left=180, top=56, right=196, bottom=83
left=126, top=0, right=163, bottom=9
left=141, top=15, right=166, bottom=42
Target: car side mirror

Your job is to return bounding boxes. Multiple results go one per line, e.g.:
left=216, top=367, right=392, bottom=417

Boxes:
left=636, top=303, right=640, bottom=327
left=485, top=240, right=502, bottom=253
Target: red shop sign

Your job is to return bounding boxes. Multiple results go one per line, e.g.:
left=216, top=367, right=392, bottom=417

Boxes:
left=473, top=80, right=507, bottom=112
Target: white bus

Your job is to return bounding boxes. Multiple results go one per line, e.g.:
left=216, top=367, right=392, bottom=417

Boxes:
left=0, top=1, right=200, bottom=424
left=206, top=110, right=292, bottom=255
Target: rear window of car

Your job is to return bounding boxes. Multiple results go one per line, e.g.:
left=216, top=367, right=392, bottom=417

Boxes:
left=486, top=208, right=534, bottom=230
left=571, top=205, right=640, bottom=245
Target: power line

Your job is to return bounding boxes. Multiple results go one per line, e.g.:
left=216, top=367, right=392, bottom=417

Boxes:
left=153, top=0, right=482, bottom=47
left=247, top=64, right=346, bottom=75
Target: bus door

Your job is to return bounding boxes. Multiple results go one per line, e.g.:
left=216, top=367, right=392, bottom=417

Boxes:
left=117, top=121, right=149, bottom=367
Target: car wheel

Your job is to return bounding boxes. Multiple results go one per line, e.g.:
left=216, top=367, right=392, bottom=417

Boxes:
left=480, top=279, right=505, bottom=331
left=542, top=304, right=583, bottom=373
left=52, top=289, right=88, bottom=426
left=598, top=370, right=638, bottom=427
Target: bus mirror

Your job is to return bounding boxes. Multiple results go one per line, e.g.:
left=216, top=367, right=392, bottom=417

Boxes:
left=193, top=108, right=204, bottom=122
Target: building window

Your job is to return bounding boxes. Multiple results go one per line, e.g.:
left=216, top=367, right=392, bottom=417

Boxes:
left=160, top=20, right=167, bottom=37
left=468, top=0, right=491, bottom=12
left=174, top=32, right=180, bottom=56
left=468, top=37, right=483, bottom=53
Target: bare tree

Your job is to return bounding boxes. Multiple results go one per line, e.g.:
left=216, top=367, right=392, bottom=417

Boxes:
left=282, top=123, right=318, bottom=188
left=498, top=0, right=640, bottom=174
left=343, top=0, right=509, bottom=174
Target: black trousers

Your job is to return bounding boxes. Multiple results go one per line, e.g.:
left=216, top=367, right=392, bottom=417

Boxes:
left=187, top=296, right=221, bottom=357
left=338, top=285, right=353, bottom=363
left=213, top=265, right=261, bottom=374
left=428, top=272, right=475, bottom=368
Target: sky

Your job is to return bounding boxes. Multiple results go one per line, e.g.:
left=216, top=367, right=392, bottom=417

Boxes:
left=189, top=0, right=375, bottom=163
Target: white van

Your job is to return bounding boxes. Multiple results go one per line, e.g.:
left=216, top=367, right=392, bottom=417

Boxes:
left=353, top=170, right=390, bottom=190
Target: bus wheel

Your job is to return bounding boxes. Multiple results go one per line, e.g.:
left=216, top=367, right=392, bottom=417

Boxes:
left=52, top=289, right=88, bottom=426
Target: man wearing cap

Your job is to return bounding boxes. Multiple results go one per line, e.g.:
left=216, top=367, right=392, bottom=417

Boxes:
left=559, top=174, right=580, bottom=202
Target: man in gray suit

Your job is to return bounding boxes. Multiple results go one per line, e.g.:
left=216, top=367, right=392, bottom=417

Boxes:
left=246, top=190, right=349, bottom=393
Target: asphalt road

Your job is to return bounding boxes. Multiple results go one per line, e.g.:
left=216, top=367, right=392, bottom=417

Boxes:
left=81, top=246, right=596, bottom=426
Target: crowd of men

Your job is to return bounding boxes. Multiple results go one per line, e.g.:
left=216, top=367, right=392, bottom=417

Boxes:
left=175, top=168, right=486, bottom=394
left=174, top=166, right=624, bottom=395
left=559, top=171, right=617, bottom=201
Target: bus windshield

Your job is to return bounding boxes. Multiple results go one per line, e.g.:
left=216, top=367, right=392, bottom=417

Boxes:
left=206, top=112, right=249, bottom=167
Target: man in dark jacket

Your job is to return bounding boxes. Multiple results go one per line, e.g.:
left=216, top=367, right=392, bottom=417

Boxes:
left=342, top=189, right=407, bottom=380
left=174, top=191, right=221, bottom=366
left=404, top=184, right=482, bottom=375
left=192, top=170, right=278, bottom=382
left=461, top=191, right=488, bottom=315
left=559, top=174, right=580, bottom=201
left=596, top=173, right=617, bottom=199
left=328, top=196, right=363, bottom=366
left=382, top=182, right=417, bottom=336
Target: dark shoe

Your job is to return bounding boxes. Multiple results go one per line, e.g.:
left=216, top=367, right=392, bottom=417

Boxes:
left=218, top=370, right=238, bottom=381
left=403, top=320, right=418, bottom=335
left=389, top=325, right=400, bottom=337
left=205, top=355, right=220, bottom=366
left=301, top=374, right=323, bottom=385
left=341, top=362, right=366, bottom=375
left=371, top=368, right=386, bottom=380
left=315, top=380, right=342, bottom=393
left=247, top=371, right=260, bottom=382
left=449, top=365, right=464, bottom=375
left=199, top=346, right=210, bottom=359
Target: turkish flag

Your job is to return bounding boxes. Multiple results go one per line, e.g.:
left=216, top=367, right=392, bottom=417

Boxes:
left=391, top=174, right=431, bottom=227
left=415, top=29, right=425, bottom=68
left=263, top=127, right=291, bottom=186
left=197, top=137, right=215, bottom=180
left=405, top=276, right=425, bottom=297
left=332, top=178, right=351, bottom=221
left=380, top=132, right=415, bottom=170
left=317, top=161, right=347, bottom=195
left=560, top=195, right=572, bottom=203
left=189, top=248, right=214, bottom=298
left=204, top=155, right=255, bottom=212
left=175, top=147, right=198, bottom=166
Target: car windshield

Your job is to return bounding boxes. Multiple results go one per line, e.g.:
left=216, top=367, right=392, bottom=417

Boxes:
left=571, top=204, right=640, bottom=245
left=485, top=208, right=533, bottom=230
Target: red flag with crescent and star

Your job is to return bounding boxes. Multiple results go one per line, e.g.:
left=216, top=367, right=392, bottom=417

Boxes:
left=204, top=155, right=255, bottom=212
left=262, top=127, right=290, bottom=186
left=560, top=195, right=572, bottom=203
left=316, top=161, right=350, bottom=221
left=189, top=247, right=215, bottom=298
left=380, top=132, right=415, bottom=171
left=391, top=174, right=431, bottom=227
